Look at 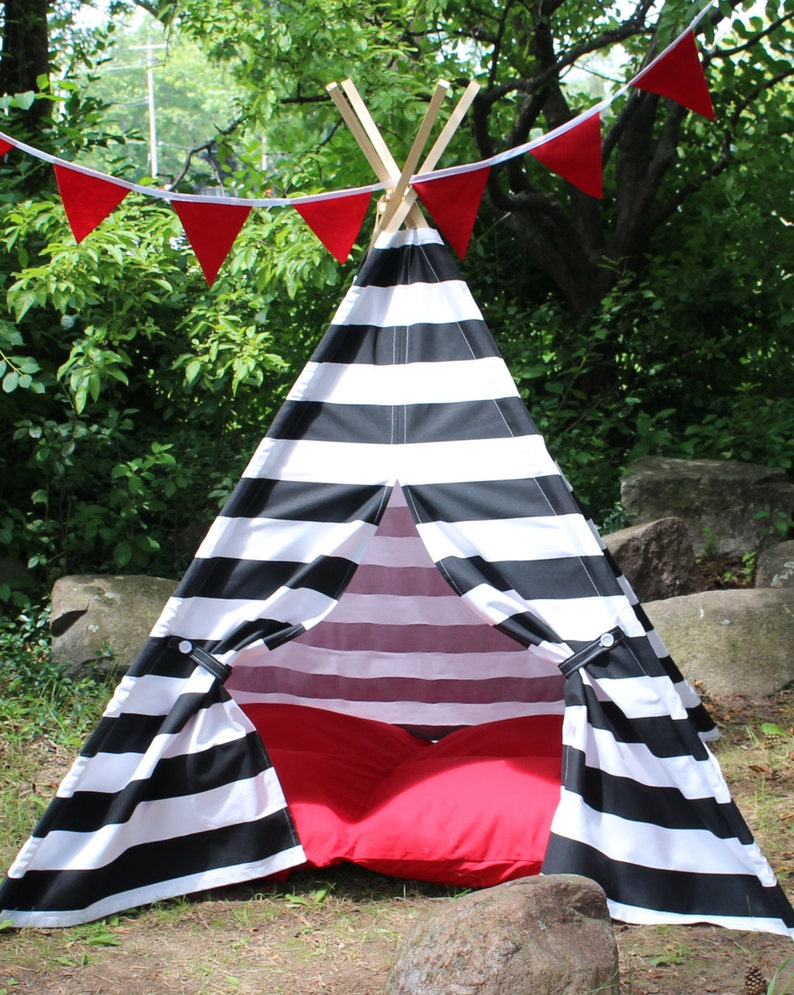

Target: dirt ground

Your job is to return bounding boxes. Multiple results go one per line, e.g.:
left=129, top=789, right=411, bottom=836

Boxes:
left=1, top=691, right=793, bottom=995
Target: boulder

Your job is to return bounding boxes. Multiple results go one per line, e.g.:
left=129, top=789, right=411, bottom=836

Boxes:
left=603, top=517, right=702, bottom=601
left=51, top=574, right=176, bottom=678
left=620, top=457, right=794, bottom=557
left=385, top=875, right=619, bottom=995
left=755, top=541, right=794, bottom=590
left=645, top=588, right=794, bottom=698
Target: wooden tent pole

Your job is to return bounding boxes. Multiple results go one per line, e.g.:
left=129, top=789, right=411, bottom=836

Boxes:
left=382, top=80, right=480, bottom=235
left=378, top=79, right=450, bottom=235
left=327, top=77, right=479, bottom=242
left=334, top=79, right=428, bottom=230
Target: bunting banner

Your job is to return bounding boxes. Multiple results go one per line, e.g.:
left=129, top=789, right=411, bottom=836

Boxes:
left=0, top=3, right=716, bottom=279
left=294, top=189, right=372, bottom=263
left=53, top=165, right=130, bottom=244
left=413, top=166, right=490, bottom=258
left=528, top=113, right=602, bottom=199
left=632, top=31, right=715, bottom=120
left=171, top=199, right=252, bottom=286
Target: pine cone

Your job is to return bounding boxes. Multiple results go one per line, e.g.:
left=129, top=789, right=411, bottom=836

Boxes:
left=744, top=965, right=767, bottom=995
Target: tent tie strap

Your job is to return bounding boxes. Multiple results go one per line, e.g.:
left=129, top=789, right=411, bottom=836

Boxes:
left=558, top=627, right=625, bottom=679
left=172, top=637, right=231, bottom=683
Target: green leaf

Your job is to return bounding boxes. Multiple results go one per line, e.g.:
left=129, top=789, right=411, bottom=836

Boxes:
left=2, top=371, right=19, bottom=393
left=113, top=541, right=132, bottom=568
left=87, top=932, right=121, bottom=947
left=760, top=722, right=788, bottom=738
left=14, top=90, right=36, bottom=110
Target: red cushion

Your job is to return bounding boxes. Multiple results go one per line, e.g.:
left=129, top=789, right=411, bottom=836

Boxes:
left=241, top=703, right=563, bottom=887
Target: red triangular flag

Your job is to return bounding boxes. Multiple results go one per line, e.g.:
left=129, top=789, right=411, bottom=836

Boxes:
left=413, top=166, right=490, bottom=259
left=54, top=164, right=130, bottom=243
left=529, top=112, right=603, bottom=199
left=295, top=190, right=371, bottom=263
left=172, top=200, right=252, bottom=286
left=633, top=31, right=714, bottom=120
left=0, top=137, right=14, bottom=156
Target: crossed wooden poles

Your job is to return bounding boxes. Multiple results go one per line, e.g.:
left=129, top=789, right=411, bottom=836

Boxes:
left=326, top=78, right=480, bottom=246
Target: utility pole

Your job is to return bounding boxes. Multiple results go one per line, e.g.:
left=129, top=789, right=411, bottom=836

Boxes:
left=130, top=40, right=166, bottom=178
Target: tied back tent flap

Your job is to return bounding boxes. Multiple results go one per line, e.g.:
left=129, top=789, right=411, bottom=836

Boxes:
left=2, top=226, right=793, bottom=935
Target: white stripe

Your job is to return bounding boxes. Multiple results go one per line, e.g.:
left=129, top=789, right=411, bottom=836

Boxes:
left=331, top=279, right=483, bottom=328
left=324, top=592, right=486, bottom=626
left=57, top=700, right=252, bottom=796
left=458, top=584, right=645, bottom=644
left=360, top=534, right=436, bottom=568
left=227, top=692, right=565, bottom=725
left=1, top=847, right=306, bottom=929
left=151, top=588, right=337, bottom=641
left=550, top=790, right=778, bottom=883
left=605, top=899, right=794, bottom=938
left=241, top=435, right=559, bottom=485
left=102, top=673, right=188, bottom=718
left=562, top=706, right=732, bottom=801
left=12, top=771, right=288, bottom=873
left=231, top=644, right=558, bottom=681
left=287, top=357, right=519, bottom=406
left=372, top=228, right=443, bottom=250
left=588, top=675, right=691, bottom=720
left=416, top=515, right=603, bottom=562
left=527, top=596, right=648, bottom=642
left=197, top=515, right=377, bottom=562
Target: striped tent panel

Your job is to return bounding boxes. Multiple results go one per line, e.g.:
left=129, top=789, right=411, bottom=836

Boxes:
left=543, top=652, right=794, bottom=937
left=0, top=652, right=303, bottom=927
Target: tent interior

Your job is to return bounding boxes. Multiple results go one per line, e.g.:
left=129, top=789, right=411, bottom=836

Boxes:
left=227, top=482, right=566, bottom=887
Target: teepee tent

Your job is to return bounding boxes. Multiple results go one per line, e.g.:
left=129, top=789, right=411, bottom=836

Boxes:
left=2, top=86, right=793, bottom=937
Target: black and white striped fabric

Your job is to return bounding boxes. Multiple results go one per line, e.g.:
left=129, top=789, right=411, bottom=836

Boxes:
left=2, top=227, right=792, bottom=935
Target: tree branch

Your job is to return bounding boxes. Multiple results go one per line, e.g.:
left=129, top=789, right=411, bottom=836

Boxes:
left=169, top=116, right=244, bottom=190
left=709, top=12, right=794, bottom=60
left=652, top=64, right=794, bottom=226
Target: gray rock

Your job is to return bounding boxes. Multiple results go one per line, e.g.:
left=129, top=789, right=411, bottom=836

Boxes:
left=51, top=574, right=176, bottom=678
left=620, top=457, right=794, bottom=557
left=645, top=588, right=794, bottom=698
left=603, top=517, right=702, bottom=601
left=755, top=541, right=794, bottom=590
left=385, top=875, right=619, bottom=995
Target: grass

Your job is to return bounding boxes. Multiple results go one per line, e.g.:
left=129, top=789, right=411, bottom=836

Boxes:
left=0, top=604, right=111, bottom=871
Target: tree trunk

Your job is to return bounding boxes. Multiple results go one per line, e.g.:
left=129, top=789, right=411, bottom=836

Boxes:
left=0, top=0, right=51, bottom=127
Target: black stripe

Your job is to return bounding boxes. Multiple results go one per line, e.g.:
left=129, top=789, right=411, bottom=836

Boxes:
left=436, top=554, right=624, bottom=602
left=495, top=610, right=561, bottom=646
left=406, top=475, right=577, bottom=523
left=562, top=637, right=718, bottom=738
left=565, top=677, right=710, bottom=760
left=126, top=638, right=196, bottom=681
left=542, top=835, right=794, bottom=926
left=36, top=732, right=269, bottom=836
left=312, top=319, right=500, bottom=365
left=81, top=692, right=219, bottom=758
left=228, top=667, right=564, bottom=706
left=356, top=239, right=463, bottom=286
left=176, top=555, right=356, bottom=602
left=563, top=746, right=754, bottom=843
left=267, top=397, right=537, bottom=445
left=210, top=617, right=308, bottom=656
left=0, top=809, right=299, bottom=916
left=405, top=397, right=535, bottom=443
left=221, top=478, right=388, bottom=524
